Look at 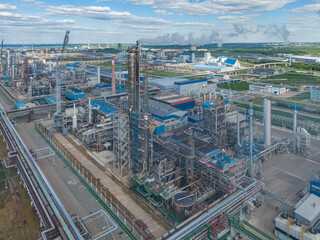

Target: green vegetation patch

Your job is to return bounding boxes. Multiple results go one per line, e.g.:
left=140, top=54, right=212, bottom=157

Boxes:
left=288, top=92, right=310, bottom=101
left=262, top=72, right=320, bottom=86
left=217, top=81, right=249, bottom=91
left=91, top=62, right=112, bottom=68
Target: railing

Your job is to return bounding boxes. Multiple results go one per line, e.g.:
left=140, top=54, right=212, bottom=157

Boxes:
left=36, top=122, right=156, bottom=240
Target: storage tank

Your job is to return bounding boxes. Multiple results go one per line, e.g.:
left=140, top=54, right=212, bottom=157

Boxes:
left=190, top=45, right=196, bottom=63
left=72, top=103, right=77, bottom=130
left=173, top=192, right=195, bottom=221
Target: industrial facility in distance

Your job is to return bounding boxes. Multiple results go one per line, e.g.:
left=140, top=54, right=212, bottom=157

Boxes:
left=0, top=31, right=320, bottom=240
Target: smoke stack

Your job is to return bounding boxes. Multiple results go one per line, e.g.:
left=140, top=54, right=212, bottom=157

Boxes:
left=264, top=99, right=272, bottom=148
left=112, top=56, right=115, bottom=94
left=107, top=41, right=109, bottom=48
left=88, top=39, right=90, bottom=49
left=98, top=41, right=101, bottom=49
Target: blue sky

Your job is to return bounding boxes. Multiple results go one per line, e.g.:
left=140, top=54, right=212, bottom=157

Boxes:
left=0, top=0, right=319, bottom=44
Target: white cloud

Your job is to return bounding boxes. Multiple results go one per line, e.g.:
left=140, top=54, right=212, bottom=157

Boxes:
left=0, top=11, right=75, bottom=27
left=154, top=9, right=173, bottom=15
left=218, top=14, right=259, bottom=20
left=0, top=4, right=17, bottom=11
left=288, top=3, right=320, bottom=13
left=286, top=14, right=320, bottom=24
left=122, top=0, right=295, bottom=15
left=175, top=22, right=215, bottom=27
left=46, top=5, right=171, bottom=25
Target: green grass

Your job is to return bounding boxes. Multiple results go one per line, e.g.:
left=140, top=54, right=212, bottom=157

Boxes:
left=217, top=81, right=249, bottom=91
left=141, top=69, right=188, bottom=77
left=262, top=72, right=320, bottom=86
left=90, top=62, right=112, bottom=68
left=185, top=75, right=207, bottom=80
left=288, top=92, right=310, bottom=101
left=287, top=62, right=320, bottom=72
left=232, top=101, right=320, bottom=123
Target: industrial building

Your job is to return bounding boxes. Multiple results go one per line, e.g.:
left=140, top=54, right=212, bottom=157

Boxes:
left=284, top=54, right=320, bottom=63
left=174, top=78, right=217, bottom=98
left=248, top=69, right=279, bottom=76
left=311, top=87, right=320, bottom=101
left=149, top=77, right=217, bottom=98
left=1, top=37, right=317, bottom=240
left=249, top=84, right=289, bottom=95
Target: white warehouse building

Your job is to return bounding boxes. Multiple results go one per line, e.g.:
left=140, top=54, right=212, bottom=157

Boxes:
left=249, top=84, right=289, bottom=95
left=174, top=79, right=217, bottom=98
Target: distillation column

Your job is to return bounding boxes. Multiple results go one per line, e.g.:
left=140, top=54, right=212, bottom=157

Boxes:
left=293, top=110, right=297, bottom=153
left=97, top=66, right=101, bottom=84
left=263, top=99, right=271, bottom=148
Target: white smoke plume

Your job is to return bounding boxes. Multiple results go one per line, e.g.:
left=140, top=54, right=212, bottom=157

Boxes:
left=228, top=23, right=291, bottom=42
left=138, top=31, right=223, bottom=47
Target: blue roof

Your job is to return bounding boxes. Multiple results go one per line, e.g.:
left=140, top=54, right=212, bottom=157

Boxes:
left=96, top=84, right=111, bottom=88
left=193, top=65, right=226, bottom=70
left=174, top=79, right=207, bottom=85
left=180, top=52, right=189, bottom=56
left=225, top=58, right=237, bottom=65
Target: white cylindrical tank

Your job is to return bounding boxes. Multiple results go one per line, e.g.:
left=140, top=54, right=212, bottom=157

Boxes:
left=293, top=110, right=297, bottom=152
left=88, top=97, right=92, bottom=124
left=204, top=52, right=211, bottom=61
left=72, top=103, right=77, bottom=129
left=264, top=99, right=271, bottom=148
left=97, top=66, right=101, bottom=84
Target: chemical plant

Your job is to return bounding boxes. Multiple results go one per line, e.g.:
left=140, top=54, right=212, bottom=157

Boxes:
left=0, top=32, right=320, bottom=240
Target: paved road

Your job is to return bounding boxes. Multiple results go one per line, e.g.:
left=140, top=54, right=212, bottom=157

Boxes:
left=16, top=122, right=135, bottom=240
left=56, top=133, right=167, bottom=238
left=0, top=86, right=14, bottom=110
left=250, top=124, right=320, bottom=236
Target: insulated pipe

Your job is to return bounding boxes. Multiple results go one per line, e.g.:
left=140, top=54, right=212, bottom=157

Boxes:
left=237, top=113, right=241, bottom=146
left=263, top=99, right=271, bottom=148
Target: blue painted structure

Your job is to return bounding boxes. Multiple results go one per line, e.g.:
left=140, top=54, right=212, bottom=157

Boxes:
left=14, top=101, right=26, bottom=109
left=174, top=79, right=207, bottom=86
left=310, top=181, right=320, bottom=197
left=152, top=123, right=165, bottom=135
left=85, top=99, right=116, bottom=115
left=65, top=88, right=85, bottom=100
left=193, top=65, right=226, bottom=70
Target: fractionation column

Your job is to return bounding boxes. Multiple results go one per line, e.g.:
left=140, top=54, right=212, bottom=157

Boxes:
left=111, top=56, right=116, bottom=95
left=293, top=110, right=297, bottom=153
left=263, top=98, right=271, bottom=148
left=97, top=66, right=101, bottom=84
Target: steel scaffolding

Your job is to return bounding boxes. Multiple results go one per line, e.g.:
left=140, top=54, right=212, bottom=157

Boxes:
left=113, top=111, right=130, bottom=176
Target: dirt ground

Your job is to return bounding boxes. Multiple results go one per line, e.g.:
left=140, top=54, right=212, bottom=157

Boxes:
left=0, top=136, right=42, bottom=240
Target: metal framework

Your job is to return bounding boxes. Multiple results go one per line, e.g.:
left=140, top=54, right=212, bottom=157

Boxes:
left=113, top=111, right=130, bottom=176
